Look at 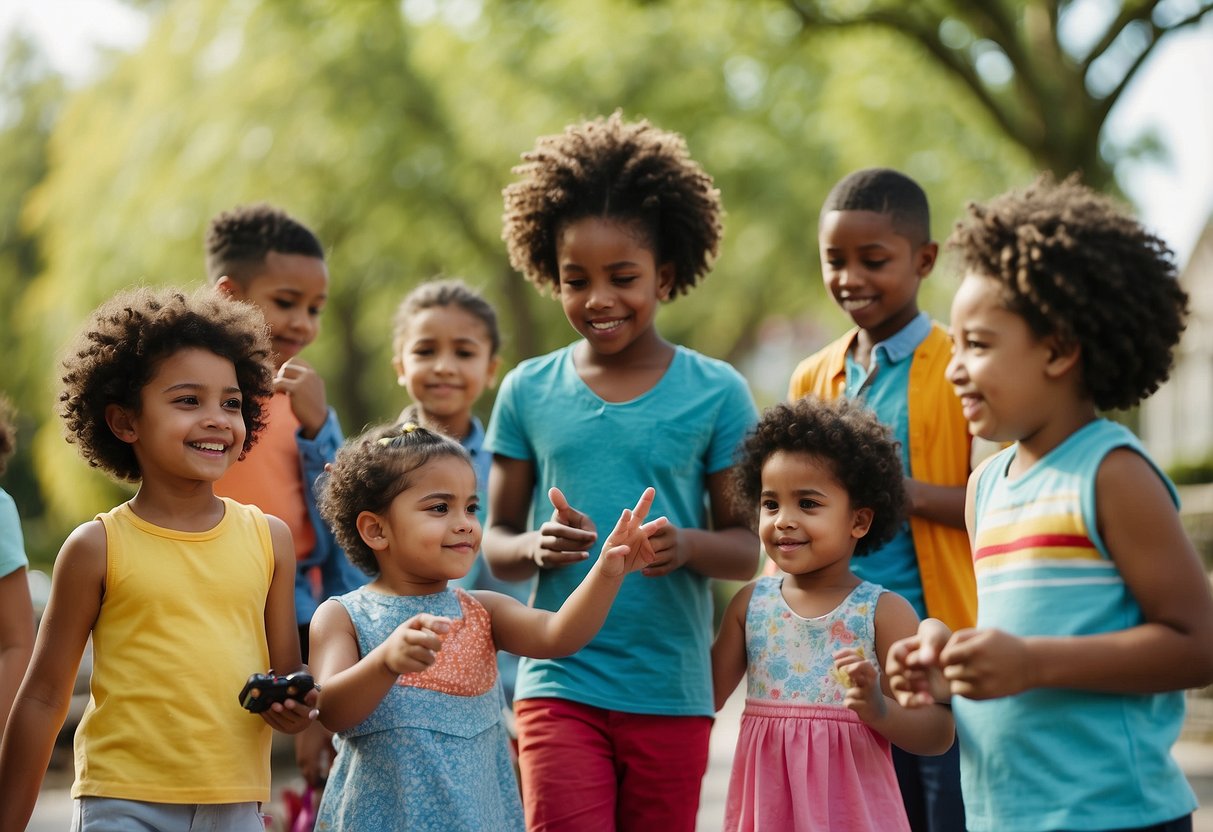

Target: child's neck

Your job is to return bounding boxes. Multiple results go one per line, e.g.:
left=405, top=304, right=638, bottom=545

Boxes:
left=1008, top=404, right=1099, bottom=477
left=574, top=332, right=675, bottom=403
left=127, top=483, right=226, bottom=532
left=779, top=568, right=862, bottom=618
left=370, top=567, right=450, bottom=597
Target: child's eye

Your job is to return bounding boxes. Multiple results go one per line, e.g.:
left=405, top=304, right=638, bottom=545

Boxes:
left=174, top=395, right=199, bottom=406
left=560, top=276, right=587, bottom=289
left=862, top=259, right=888, bottom=270
left=273, top=299, right=294, bottom=310
left=428, top=503, right=449, bottom=514
left=760, top=499, right=779, bottom=512
left=412, top=347, right=435, bottom=357
left=612, top=275, right=638, bottom=285
left=456, top=350, right=477, bottom=359
left=308, top=306, right=323, bottom=317
left=223, top=397, right=243, bottom=410
left=467, top=503, right=480, bottom=515
left=799, top=498, right=821, bottom=510
left=825, top=258, right=845, bottom=270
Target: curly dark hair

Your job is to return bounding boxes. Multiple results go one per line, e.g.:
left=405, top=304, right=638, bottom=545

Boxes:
left=318, top=422, right=474, bottom=576
left=501, top=111, right=722, bottom=297
left=731, top=398, right=907, bottom=557
left=949, top=175, right=1187, bottom=411
left=58, top=287, right=274, bottom=482
left=392, top=278, right=501, bottom=358
left=0, top=396, right=15, bottom=477
left=204, top=203, right=325, bottom=286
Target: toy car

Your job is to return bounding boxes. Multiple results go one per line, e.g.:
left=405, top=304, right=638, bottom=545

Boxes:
left=238, top=670, right=316, bottom=713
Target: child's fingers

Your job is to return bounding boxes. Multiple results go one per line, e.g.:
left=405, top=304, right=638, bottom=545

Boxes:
left=548, top=487, right=570, bottom=516
left=630, top=487, right=656, bottom=523
left=639, top=516, right=668, bottom=538
left=406, top=614, right=452, bottom=635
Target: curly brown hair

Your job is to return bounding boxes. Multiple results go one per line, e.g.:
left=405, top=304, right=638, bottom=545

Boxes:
left=731, top=398, right=907, bottom=557
left=501, top=111, right=722, bottom=297
left=318, top=422, right=474, bottom=576
left=949, top=175, right=1188, bottom=411
left=58, top=287, right=274, bottom=482
left=0, top=396, right=15, bottom=477
left=392, top=278, right=501, bottom=358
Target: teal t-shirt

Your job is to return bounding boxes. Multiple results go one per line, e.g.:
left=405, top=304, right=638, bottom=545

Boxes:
left=843, top=311, right=929, bottom=618
left=487, top=344, right=758, bottom=716
left=0, top=487, right=28, bottom=578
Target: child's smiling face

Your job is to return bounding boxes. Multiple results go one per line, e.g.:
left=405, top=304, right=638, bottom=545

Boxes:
left=947, top=272, right=1059, bottom=444
left=554, top=217, right=674, bottom=359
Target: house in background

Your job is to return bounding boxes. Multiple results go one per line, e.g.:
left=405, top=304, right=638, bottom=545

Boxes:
left=1142, top=219, right=1213, bottom=470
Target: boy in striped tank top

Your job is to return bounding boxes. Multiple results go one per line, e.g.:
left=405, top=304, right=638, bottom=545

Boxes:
left=887, top=177, right=1213, bottom=832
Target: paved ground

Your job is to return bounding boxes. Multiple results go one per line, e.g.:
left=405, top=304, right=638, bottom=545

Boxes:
left=27, top=687, right=1213, bottom=830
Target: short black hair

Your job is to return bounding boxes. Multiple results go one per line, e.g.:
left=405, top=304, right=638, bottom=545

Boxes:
left=204, top=203, right=325, bottom=286
left=58, top=287, right=274, bottom=482
left=731, top=397, right=907, bottom=557
left=949, top=175, right=1187, bottom=411
left=502, top=111, right=722, bottom=297
left=821, top=167, right=931, bottom=246
left=319, top=422, right=474, bottom=576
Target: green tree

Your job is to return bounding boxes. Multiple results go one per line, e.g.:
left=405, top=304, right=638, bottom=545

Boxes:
left=13, top=0, right=1034, bottom=547
left=783, top=0, right=1213, bottom=187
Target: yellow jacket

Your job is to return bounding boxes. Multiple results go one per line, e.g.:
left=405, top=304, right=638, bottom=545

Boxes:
left=788, top=322, right=977, bottom=630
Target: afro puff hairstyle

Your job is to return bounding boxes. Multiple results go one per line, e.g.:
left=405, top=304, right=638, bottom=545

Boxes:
left=731, top=397, right=908, bottom=557
left=204, top=203, right=325, bottom=286
left=502, top=111, right=722, bottom=297
left=318, top=422, right=474, bottom=576
left=949, top=175, right=1187, bottom=411
left=58, top=286, right=274, bottom=482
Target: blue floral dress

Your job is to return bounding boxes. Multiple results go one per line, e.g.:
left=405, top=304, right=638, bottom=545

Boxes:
left=315, top=587, right=523, bottom=831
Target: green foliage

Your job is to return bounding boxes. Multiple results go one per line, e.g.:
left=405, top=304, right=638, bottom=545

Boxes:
left=3, top=0, right=1042, bottom=557
left=1169, top=458, right=1213, bottom=486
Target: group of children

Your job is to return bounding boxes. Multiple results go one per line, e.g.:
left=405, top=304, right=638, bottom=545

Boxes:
left=0, top=109, right=1209, bottom=832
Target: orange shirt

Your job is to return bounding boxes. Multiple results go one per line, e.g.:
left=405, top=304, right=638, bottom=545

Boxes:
left=214, top=393, right=316, bottom=561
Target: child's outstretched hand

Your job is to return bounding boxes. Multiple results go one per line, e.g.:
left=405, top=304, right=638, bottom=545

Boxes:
left=833, top=648, right=887, bottom=724
left=887, top=618, right=954, bottom=707
left=598, top=487, right=669, bottom=579
left=382, top=613, right=452, bottom=676
left=534, top=488, right=598, bottom=570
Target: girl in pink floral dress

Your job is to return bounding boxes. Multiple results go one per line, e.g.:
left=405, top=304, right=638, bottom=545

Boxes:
left=712, top=398, right=954, bottom=831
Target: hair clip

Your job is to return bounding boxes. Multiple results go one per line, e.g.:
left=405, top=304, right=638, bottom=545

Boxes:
left=400, top=422, right=420, bottom=433
left=377, top=422, right=421, bottom=447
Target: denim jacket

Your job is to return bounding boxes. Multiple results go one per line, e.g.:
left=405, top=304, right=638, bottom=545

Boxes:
left=296, top=408, right=367, bottom=625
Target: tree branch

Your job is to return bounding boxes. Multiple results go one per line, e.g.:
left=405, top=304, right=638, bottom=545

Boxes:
left=1081, top=0, right=1166, bottom=71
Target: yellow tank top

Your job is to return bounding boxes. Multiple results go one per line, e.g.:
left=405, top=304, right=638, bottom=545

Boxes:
left=73, top=499, right=275, bottom=803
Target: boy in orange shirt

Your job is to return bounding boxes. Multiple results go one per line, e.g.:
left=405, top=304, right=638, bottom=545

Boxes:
left=207, top=204, right=365, bottom=789
left=788, top=168, right=975, bottom=831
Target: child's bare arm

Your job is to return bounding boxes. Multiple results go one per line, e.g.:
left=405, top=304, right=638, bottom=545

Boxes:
left=903, top=479, right=966, bottom=529
left=0, top=566, right=34, bottom=731
left=258, top=516, right=317, bottom=734
left=309, top=598, right=450, bottom=732
left=644, top=468, right=759, bottom=581
left=482, top=488, right=666, bottom=658
left=0, top=522, right=105, bottom=831
left=842, top=593, right=953, bottom=755
left=483, top=456, right=597, bottom=581
left=941, top=450, right=1213, bottom=698
left=710, top=583, right=754, bottom=711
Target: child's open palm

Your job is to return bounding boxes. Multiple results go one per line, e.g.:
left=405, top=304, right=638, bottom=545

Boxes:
left=382, top=613, right=452, bottom=676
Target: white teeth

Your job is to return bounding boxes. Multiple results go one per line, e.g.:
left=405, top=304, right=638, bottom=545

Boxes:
left=840, top=298, right=874, bottom=311
left=193, top=442, right=226, bottom=452
left=589, top=320, right=623, bottom=331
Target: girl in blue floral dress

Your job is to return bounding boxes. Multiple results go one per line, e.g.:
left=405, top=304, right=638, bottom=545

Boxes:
left=712, top=398, right=954, bottom=831
left=309, top=423, right=666, bottom=831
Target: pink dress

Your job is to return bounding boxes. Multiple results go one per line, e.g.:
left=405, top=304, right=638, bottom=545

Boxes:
left=723, top=578, right=910, bottom=832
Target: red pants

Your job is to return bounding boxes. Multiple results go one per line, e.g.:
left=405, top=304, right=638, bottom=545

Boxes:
left=515, top=697, right=712, bottom=832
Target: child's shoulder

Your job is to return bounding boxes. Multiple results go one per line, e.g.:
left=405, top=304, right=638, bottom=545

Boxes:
left=671, top=344, right=749, bottom=386
left=501, top=344, right=574, bottom=381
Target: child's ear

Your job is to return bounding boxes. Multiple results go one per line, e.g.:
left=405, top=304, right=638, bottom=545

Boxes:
left=1044, top=336, right=1082, bottom=380
left=486, top=355, right=502, bottom=389
left=356, top=511, right=391, bottom=552
left=104, top=403, right=138, bottom=444
left=656, top=262, right=676, bottom=301
left=214, top=275, right=244, bottom=300
left=392, top=354, right=407, bottom=387
left=851, top=507, right=874, bottom=540
left=915, top=242, right=939, bottom=278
